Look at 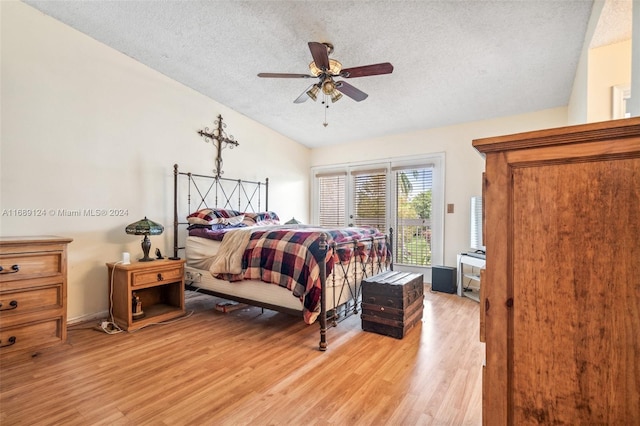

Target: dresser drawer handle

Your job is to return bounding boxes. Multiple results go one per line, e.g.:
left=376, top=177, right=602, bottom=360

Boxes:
left=0, top=265, right=20, bottom=274
left=0, top=300, right=18, bottom=311
left=157, top=273, right=164, bottom=281
left=0, top=336, right=16, bottom=348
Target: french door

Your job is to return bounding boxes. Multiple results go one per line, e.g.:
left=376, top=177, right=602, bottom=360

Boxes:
left=312, top=154, right=444, bottom=269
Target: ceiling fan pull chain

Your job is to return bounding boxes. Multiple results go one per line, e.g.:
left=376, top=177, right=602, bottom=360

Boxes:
left=323, top=95, right=329, bottom=127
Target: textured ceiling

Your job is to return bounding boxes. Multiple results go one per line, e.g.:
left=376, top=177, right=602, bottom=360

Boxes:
left=591, top=0, right=632, bottom=48
left=24, top=1, right=611, bottom=148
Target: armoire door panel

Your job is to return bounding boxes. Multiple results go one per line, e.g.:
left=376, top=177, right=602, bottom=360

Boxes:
left=510, top=158, right=640, bottom=424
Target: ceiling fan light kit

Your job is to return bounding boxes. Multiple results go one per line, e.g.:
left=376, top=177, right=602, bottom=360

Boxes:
left=258, top=41, right=393, bottom=125
left=306, top=84, right=320, bottom=101
left=329, top=89, right=343, bottom=103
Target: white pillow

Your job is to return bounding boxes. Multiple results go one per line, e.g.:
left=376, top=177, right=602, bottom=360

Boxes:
left=212, top=214, right=245, bottom=226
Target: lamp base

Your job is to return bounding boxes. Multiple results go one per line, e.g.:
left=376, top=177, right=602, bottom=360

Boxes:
left=139, top=235, right=154, bottom=262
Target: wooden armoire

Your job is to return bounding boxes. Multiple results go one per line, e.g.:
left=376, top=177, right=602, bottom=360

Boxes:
left=473, top=118, right=640, bottom=424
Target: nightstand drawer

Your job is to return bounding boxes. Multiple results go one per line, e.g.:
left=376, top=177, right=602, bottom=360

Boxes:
left=132, top=266, right=183, bottom=287
left=0, top=285, right=63, bottom=320
left=0, top=252, right=63, bottom=283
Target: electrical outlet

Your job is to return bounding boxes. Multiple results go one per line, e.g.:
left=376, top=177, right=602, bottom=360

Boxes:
left=186, top=271, right=202, bottom=283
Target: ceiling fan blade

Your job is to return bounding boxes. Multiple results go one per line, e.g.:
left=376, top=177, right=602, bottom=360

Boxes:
left=293, top=85, right=314, bottom=103
left=335, top=81, right=368, bottom=102
left=308, top=42, right=329, bottom=71
left=257, top=73, right=312, bottom=78
left=340, top=62, right=394, bottom=78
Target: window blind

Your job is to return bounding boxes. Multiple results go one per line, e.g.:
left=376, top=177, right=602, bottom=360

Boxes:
left=470, top=196, right=484, bottom=251
left=352, top=171, right=386, bottom=228
left=318, top=174, right=346, bottom=227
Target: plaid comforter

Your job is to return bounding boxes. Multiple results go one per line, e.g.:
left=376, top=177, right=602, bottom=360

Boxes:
left=190, top=225, right=388, bottom=323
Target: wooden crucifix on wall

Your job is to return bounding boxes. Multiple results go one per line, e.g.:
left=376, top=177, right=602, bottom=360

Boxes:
left=197, top=114, right=239, bottom=178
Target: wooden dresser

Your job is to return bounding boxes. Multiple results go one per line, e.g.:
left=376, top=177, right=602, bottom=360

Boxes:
left=0, top=236, right=72, bottom=359
left=473, top=117, right=640, bottom=424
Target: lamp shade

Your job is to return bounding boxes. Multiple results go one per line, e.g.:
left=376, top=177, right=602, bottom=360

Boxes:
left=125, top=217, right=164, bottom=236
left=126, top=217, right=163, bottom=262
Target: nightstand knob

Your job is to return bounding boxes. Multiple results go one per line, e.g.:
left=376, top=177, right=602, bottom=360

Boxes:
left=157, top=273, right=164, bottom=281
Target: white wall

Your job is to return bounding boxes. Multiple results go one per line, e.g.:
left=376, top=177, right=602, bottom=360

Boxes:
left=587, top=40, right=632, bottom=122
left=568, top=0, right=605, bottom=125
left=569, top=0, right=634, bottom=124
left=311, top=107, right=568, bottom=267
left=1, top=1, right=309, bottom=322
left=630, top=0, right=640, bottom=116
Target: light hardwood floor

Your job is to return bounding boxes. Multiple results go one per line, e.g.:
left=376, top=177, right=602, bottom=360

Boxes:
left=0, top=288, right=482, bottom=425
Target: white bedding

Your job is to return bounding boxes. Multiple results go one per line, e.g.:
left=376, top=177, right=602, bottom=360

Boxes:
left=185, top=265, right=303, bottom=311
left=185, top=236, right=221, bottom=270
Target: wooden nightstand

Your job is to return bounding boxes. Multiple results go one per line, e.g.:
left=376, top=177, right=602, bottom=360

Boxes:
left=106, top=259, right=186, bottom=331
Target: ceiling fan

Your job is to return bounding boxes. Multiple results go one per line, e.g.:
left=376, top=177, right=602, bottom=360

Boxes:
left=258, top=42, right=393, bottom=104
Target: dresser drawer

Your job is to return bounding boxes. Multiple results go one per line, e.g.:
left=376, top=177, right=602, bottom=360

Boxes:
left=0, top=317, right=64, bottom=356
left=132, top=266, right=183, bottom=287
left=0, top=252, right=64, bottom=283
left=0, top=285, right=63, bottom=321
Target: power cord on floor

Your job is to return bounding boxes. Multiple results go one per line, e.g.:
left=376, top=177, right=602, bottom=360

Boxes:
left=92, top=263, right=197, bottom=334
left=98, top=261, right=124, bottom=335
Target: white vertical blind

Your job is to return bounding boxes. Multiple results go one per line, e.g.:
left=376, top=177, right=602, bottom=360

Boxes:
left=352, top=171, right=386, bottom=228
left=318, top=174, right=346, bottom=227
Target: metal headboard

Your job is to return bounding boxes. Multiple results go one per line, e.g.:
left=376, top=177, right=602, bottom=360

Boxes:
left=171, top=164, right=269, bottom=259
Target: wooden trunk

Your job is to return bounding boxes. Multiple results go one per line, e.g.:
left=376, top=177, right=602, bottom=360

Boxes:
left=361, top=271, right=424, bottom=339
left=473, top=117, right=640, bottom=424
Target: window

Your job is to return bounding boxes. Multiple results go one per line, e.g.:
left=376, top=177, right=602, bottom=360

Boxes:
left=394, top=166, right=433, bottom=267
left=312, top=154, right=444, bottom=271
left=352, top=169, right=386, bottom=229
left=317, top=172, right=346, bottom=227
left=612, top=85, right=631, bottom=119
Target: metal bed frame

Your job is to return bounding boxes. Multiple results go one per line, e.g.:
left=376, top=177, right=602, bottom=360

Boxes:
left=171, top=164, right=392, bottom=350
